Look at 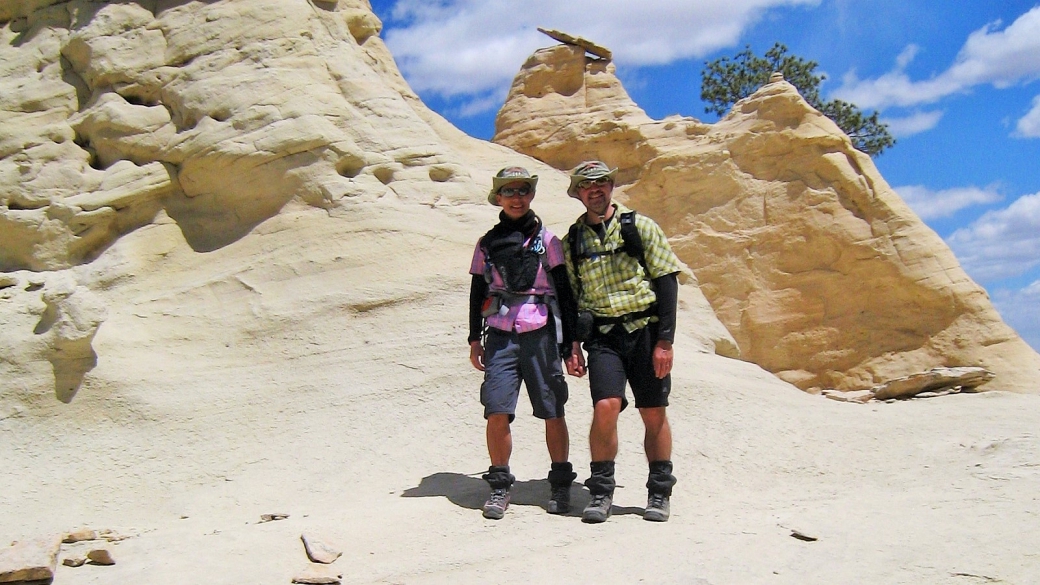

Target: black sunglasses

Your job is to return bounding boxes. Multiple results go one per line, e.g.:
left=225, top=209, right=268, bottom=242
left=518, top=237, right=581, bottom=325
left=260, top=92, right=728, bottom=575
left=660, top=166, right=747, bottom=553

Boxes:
left=498, top=184, right=532, bottom=198
left=577, top=177, right=613, bottom=190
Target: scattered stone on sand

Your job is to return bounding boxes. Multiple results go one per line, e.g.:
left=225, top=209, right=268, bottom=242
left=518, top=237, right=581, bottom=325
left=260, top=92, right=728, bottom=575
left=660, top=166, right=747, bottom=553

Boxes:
left=0, top=536, right=62, bottom=583
left=62, top=557, right=87, bottom=568
left=821, top=389, right=875, bottom=403
left=822, top=367, right=996, bottom=402
left=292, top=564, right=342, bottom=584
left=97, top=529, right=129, bottom=543
left=790, top=529, right=818, bottom=542
left=301, top=534, right=342, bottom=564
left=62, top=529, right=98, bottom=544
left=260, top=513, right=290, bottom=523
left=870, top=367, right=995, bottom=400
left=86, top=549, right=115, bottom=565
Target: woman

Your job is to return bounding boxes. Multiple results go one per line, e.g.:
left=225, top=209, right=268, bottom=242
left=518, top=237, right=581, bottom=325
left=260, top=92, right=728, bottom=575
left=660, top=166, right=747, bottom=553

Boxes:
left=467, top=166, right=579, bottom=519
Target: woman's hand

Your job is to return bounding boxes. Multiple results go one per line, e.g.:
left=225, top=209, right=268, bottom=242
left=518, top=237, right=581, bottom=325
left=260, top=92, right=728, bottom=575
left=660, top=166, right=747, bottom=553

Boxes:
left=469, top=340, right=485, bottom=371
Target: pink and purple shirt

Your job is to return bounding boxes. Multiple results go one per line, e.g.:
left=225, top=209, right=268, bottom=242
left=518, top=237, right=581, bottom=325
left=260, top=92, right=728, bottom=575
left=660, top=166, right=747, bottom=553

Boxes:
left=470, top=228, right=565, bottom=334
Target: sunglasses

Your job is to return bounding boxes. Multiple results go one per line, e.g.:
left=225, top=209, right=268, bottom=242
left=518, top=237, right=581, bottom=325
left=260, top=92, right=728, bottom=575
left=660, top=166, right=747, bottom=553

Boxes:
left=498, top=184, right=532, bottom=198
left=577, top=177, right=613, bottom=190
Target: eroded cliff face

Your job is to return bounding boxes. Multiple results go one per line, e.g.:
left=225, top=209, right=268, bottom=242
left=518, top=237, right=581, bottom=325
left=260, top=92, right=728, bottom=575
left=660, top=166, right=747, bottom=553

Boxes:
left=3, top=3, right=1037, bottom=397
left=494, top=45, right=1040, bottom=393
left=0, top=0, right=466, bottom=402
left=0, top=1, right=737, bottom=408
left=0, top=0, right=476, bottom=403
left=0, top=0, right=473, bottom=272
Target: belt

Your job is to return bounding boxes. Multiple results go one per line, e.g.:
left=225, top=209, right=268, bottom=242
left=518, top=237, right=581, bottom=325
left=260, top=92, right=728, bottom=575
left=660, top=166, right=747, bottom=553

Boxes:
left=495, top=292, right=548, bottom=305
left=592, top=306, right=656, bottom=327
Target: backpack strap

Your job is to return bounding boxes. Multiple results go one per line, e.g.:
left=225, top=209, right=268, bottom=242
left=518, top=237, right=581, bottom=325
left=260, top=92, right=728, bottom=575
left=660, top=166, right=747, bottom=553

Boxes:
left=534, top=226, right=564, bottom=345
left=618, top=211, right=653, bottom=288
left=569, top=211, right=652, bottom=293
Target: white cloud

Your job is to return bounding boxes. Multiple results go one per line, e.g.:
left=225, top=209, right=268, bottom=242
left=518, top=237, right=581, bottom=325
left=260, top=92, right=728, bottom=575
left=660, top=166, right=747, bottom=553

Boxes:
left=835, top=6, right=1040, bottom=110
left=991, top=280, right=1040, bottom=353
left=382, top=0, right=819, bottom=111
left=881, top=110, right=944, bottom=138
left=894, top=44, right=920, bottom=70
left=947, top=192, right=1040, bottom=281
left=895, top=184, right=1002, bottom=220
left=1015, top=94, right=1040, bottom=137
left=455, top=92, right=509, bottom=118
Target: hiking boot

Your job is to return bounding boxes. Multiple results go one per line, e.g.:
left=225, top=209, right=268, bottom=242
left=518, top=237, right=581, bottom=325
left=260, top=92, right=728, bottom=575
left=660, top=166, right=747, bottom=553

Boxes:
left=547, top=484, right=571, bottom=514
left=547, top=462, right=576, bottom=514
left=581, top=493, right=612, bottom=523
left=482, top=488, right=510, bottom=520
left=644, top=492, right=670, bottom=522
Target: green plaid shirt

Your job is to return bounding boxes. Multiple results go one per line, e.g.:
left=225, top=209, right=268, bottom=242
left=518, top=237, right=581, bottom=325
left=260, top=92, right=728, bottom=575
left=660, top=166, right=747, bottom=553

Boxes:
left=564, top=203, right=682, bottom=333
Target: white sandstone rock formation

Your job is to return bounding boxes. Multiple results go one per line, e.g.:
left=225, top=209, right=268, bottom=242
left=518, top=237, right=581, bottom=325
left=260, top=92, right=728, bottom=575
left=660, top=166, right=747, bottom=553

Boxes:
left=0, top=0, right=734, bottom=535
left=1, top=1, right=734, bottom=407
left=493, top=42, right=1040, bottom=393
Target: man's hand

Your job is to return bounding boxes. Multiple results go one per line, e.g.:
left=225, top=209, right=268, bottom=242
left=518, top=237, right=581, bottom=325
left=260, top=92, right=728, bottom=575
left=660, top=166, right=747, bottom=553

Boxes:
left=565, top=341, right=586, bottom=377
left=469, top=340, right=485, bottom=371
left=653, top=340, right=673, bottom=379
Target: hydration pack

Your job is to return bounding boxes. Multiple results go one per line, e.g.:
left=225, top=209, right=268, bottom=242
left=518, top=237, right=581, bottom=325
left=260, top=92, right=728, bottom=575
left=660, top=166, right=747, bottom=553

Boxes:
left=479, top=225, right=563, bottom=344
left=483, top=229, right=544, bottom=293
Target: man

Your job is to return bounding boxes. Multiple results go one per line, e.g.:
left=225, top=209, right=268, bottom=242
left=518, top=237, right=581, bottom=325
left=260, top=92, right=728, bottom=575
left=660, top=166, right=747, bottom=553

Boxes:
left=467, top=166, right=579, bottom=520
left=562, top=161, right=682, bottom=523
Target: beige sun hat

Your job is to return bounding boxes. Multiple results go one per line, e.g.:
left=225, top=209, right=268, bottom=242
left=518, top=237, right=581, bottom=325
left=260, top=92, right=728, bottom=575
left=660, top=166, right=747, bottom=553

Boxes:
left=567, top=160, right=618, bottom=198
left=488, top=166, right=538, bottom=205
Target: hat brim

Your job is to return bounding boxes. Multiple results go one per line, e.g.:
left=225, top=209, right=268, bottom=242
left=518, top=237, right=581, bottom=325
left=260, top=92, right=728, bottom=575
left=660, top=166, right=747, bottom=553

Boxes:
left=488, top=175, right=538, bottom=205
left=567, top=168, right=617, bottom=198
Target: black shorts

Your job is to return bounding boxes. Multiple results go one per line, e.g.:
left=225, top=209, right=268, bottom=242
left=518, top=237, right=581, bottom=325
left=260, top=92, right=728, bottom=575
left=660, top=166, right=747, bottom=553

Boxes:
left=584, top=323, right=670, bottom=411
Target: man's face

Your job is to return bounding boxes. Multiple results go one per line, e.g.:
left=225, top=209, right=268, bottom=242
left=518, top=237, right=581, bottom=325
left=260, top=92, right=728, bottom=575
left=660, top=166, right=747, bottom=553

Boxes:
left=576, top=176, right=613, bottom=217
left=495, top=180, right=534, bottom=219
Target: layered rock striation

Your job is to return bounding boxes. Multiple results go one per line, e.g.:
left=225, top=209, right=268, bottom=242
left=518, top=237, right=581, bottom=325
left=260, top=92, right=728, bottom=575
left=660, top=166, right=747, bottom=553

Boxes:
left=0, top=1, right=736, bottom=406
left=1, top=0, right=473, bottom=272
left=494, top=44, right=1040, bottom=393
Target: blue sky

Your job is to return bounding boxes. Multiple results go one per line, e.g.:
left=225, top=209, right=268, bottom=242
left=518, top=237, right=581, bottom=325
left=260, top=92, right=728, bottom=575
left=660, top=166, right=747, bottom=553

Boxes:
left=368, top=0, right=1040, bottom=352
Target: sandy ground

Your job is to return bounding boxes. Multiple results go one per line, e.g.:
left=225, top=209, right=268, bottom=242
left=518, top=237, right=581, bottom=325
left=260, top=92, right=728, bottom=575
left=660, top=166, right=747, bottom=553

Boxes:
left=4, top=196, right=1040, bottom=585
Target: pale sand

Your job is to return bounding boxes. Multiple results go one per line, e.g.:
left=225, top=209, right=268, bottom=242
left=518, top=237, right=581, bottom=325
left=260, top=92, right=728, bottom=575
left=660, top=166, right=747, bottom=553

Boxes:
left=3, top=187, right=1040, bottom=584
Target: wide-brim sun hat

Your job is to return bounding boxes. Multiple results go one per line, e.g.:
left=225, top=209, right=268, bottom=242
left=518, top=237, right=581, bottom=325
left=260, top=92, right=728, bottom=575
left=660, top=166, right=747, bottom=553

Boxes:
left=488, top=166, right=538, bottom=205
left=567, top=160, right=618, bottom=198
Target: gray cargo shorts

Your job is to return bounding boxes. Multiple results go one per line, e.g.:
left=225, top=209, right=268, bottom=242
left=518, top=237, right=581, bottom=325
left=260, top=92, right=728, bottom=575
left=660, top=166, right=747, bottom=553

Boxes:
left=480, top=326, right=568, bottom=421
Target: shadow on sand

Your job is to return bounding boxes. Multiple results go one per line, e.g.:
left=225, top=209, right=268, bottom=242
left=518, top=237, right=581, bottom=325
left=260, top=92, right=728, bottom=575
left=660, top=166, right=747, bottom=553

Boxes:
left=401, top=471, right=644, bottom=519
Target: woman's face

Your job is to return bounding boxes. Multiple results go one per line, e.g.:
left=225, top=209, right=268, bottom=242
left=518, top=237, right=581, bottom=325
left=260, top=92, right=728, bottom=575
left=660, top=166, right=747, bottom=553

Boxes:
left=495, top=180, right=535, bottom=219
